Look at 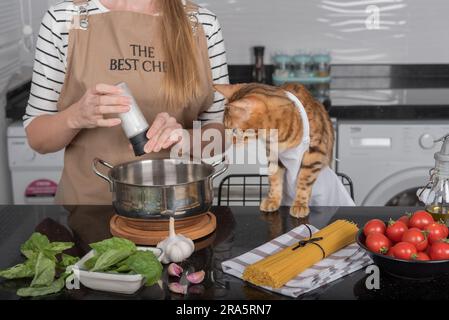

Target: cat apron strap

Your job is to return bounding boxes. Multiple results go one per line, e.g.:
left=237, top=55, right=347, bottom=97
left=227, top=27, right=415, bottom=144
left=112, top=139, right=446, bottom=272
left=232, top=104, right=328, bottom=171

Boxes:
left=71, top=0, right=90, bottom=30
left=284, top=91, right=310, bottom=149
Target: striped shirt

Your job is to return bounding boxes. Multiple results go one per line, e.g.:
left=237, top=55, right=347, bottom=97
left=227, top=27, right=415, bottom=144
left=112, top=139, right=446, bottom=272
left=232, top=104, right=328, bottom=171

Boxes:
left=23, top=0, right=229, bottom=128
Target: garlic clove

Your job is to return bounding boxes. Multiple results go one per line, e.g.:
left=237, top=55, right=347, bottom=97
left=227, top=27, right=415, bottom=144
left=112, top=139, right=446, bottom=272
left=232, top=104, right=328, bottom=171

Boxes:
left=186, top=270, right=205, bottom=284
left=168, top=282, right=187, bottom=295
left=167, top=263, right=183, bottom=277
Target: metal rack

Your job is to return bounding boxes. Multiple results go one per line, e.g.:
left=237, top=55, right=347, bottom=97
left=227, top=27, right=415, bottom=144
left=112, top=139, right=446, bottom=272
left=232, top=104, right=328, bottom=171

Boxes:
left=217, top=173, right=354, bottom=206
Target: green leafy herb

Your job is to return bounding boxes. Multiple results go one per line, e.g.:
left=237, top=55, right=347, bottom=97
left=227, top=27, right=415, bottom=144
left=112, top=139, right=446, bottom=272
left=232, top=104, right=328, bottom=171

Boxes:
left=91, top=249, right=134, bottom=272
left=20, top=233, right=50, bottom=258
left=30, top=252, right=55, bottom=287
left=1, top=234, right=163, bottom=297
left=0, top=232, right=77, bottom=297
left=44, top=242, right=74, bottom=256
left=83, top=256, right=98, bottom=270
left=58, top=254, right=79, bottom=269
left=123, top=251, right=163, bottom=286
left=89, top=237, right=136, bottom=255
left=17, top=277, right=66, bottom=298
left=0, top=255, right=37, bottom=279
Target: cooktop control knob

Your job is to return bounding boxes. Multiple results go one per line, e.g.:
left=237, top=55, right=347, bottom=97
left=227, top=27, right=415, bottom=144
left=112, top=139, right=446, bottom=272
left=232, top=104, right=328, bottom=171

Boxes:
left=419, top=133, right=435, bottom=149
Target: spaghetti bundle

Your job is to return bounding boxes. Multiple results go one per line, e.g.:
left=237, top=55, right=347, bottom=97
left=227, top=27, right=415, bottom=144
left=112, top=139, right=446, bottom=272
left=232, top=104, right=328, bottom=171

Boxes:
left=243, top=220, right=359, bottom=288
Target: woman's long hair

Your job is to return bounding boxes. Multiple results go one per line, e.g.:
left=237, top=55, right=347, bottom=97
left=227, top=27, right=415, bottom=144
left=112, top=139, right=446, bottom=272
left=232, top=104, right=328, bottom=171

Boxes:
left=159, top=0, right=201, bottom=109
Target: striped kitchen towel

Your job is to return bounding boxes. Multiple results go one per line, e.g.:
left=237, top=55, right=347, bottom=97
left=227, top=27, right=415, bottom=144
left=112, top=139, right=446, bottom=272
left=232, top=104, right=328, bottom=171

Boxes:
left=222, top=224, right=372, bottom=298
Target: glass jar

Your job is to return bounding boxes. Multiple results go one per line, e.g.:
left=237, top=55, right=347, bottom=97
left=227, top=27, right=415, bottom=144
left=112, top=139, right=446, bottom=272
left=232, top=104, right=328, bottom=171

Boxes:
left=272, top=54, right=292, bottom=78
left=292, top=53, right=312, bottom=78
left=312, top=52, right=331, bottom=78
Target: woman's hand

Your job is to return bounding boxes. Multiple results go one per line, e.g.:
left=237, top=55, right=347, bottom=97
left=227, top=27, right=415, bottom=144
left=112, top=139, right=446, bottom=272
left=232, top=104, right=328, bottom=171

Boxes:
left=66, top=84, right=131, bottom=130
left=145, top=112, right=183, bottom=153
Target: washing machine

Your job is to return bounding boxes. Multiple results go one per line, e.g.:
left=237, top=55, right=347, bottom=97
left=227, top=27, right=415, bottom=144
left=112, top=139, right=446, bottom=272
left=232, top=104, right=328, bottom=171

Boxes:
left=7, top=121, right=64, bottom=204
left=337, top=120, right=449, bottom=206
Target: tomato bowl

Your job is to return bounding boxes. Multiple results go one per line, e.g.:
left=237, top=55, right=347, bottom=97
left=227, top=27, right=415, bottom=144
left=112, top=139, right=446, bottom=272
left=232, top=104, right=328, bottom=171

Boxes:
left=357, top=229, right=449, bottom=280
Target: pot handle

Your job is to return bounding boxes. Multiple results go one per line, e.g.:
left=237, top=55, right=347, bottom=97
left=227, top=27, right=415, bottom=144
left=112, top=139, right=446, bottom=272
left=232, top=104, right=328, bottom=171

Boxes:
left=92, top=158, right=114, bottom=191
left=211, top=156, right=229, bottom=181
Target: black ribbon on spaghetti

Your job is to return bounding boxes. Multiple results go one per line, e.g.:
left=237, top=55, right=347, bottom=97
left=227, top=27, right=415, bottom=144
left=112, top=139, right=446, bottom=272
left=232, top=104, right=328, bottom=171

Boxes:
left=292, top=224, right=326, bottom=259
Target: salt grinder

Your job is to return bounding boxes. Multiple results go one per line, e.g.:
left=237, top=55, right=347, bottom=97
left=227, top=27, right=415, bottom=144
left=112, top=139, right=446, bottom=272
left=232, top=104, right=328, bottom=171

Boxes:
left=116, top=82, right=149, bottom=157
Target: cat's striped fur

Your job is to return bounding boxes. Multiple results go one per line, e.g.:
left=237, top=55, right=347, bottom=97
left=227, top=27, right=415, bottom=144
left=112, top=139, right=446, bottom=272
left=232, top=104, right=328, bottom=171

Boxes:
left=215, top=83, right=334, bottom=218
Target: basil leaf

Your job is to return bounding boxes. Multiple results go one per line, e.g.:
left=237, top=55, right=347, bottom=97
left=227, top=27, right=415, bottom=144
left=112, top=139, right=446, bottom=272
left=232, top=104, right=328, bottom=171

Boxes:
left=124, top=251, right=162, bottom=286
left=30, top=252, right=56, bottom=287
left=58, top=254, right=79, bottom=269
left=89, top=237, right=136, bottom=255
left=0, top=255, right=37, bottom=279
left=91, top=249, right=133, bottom=272
left=45, top=242, right=74, bottom=256
left=20, top=233, right=50, bottom=258
left=17, top=277, right=65, bottom=297
left=106, top=263, right=132, bottom=273
left=83, top=255, right=98, bottom=270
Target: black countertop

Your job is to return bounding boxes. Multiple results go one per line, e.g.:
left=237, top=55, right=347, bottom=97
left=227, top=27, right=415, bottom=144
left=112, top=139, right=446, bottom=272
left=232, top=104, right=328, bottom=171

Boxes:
left=1, top=205, right=449, bottom=300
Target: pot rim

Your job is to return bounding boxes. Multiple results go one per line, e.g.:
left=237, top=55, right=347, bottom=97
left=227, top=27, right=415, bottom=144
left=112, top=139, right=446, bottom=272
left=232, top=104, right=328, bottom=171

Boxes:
left=107, top=158, right=217, bottom=188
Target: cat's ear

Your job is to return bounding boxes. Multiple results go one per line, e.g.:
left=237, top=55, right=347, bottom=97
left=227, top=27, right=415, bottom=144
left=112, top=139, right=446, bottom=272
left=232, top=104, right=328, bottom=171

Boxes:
left=227, top=98, right=257, bottom=120
left=214, top=84, right=245, bottom=99
left=229, top=98, right=255, bottom=110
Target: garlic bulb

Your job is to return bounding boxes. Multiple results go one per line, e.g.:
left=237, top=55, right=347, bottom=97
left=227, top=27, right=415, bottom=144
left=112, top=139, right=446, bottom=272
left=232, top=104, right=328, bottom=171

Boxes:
left=157, top=217, right=195, bottom=264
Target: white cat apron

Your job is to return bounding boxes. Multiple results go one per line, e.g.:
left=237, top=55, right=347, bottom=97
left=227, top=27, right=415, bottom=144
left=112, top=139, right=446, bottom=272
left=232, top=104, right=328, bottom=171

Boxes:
left=280, top=91, right=355, bottom=207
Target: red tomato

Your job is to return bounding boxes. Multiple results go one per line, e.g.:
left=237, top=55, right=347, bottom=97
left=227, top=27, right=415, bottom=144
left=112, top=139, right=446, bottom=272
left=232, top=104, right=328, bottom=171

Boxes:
left=439, top=222, right=449, bottom=238
left=401, top=228, right=428, bottom=251
left=412, top=252, right=430, bottom=261
left=426, top=244, right=432, bottom=256
left=398, top=214, right=411, bottom=227
left=426, top=222, right=448, bottom=244
left=409, top=211, right=434, bottom=230
left=363, top=219, right=386, bottom=236
left=386, top=248, right=395, bottom=258
left=429, top=241, right=449, bottom=260
left=386, top=219, right=408, bottom=243
left=365, top=233, right=391, bottom=254
left=391, top=242, right=417, bottom=260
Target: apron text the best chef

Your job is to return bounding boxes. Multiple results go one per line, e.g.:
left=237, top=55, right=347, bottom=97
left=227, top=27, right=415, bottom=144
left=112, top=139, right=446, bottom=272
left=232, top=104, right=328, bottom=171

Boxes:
left=55, top=0, right=214, bottom=204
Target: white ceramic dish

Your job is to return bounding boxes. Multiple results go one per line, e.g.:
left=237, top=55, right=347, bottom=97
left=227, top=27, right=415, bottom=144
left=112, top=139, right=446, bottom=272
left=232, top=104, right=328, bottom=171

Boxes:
left=73, top=246, right=163, bottom=295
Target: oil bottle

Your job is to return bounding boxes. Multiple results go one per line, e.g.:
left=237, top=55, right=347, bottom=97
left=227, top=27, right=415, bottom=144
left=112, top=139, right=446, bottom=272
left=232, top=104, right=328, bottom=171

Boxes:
left=419, top=134, right=449, bottom=221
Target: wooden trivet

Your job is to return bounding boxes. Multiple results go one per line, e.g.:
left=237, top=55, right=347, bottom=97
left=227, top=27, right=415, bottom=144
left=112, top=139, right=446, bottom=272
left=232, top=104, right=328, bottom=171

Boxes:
left=110, top=212, right=216, bottom=246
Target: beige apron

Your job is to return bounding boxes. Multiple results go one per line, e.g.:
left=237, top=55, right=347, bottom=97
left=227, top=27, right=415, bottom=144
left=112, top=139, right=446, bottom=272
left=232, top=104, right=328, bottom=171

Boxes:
left=55, top=0, right=214, bottom=204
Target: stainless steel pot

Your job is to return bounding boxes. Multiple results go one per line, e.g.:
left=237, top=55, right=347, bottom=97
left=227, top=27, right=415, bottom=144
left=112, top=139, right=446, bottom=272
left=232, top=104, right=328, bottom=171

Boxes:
left=93, top=158, right=228, bottom=219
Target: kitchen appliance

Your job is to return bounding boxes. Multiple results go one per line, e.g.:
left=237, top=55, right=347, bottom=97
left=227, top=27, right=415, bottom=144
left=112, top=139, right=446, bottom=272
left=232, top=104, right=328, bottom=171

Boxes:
left=7, top=121, right=64, bottom=204
left=338, top=120, right=449, bottom=206
left=335, top=88, right=449, bottom=206
left=357, top=229, right=449, bottom=279
left=93, top=157, right=228, bottom=245
left=419, top=134, right=449, bottom=217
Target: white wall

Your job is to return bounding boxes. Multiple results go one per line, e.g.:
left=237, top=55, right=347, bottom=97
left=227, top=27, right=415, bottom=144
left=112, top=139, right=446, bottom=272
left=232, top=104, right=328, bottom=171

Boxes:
left=200, top=0, right=449, bottom=65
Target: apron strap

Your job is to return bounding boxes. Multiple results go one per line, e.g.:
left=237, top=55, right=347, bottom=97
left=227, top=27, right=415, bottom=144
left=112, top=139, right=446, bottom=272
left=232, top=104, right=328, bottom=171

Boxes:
left=284, top=91, right=311, bottom=148
left=184, top=1, right=200, bottom=35
left=71, top=0, right=89, bottom=30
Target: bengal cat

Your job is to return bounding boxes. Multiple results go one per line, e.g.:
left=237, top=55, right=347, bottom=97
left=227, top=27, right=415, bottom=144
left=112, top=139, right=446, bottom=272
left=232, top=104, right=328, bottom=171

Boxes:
left=214, top=83, right=334, bottom=218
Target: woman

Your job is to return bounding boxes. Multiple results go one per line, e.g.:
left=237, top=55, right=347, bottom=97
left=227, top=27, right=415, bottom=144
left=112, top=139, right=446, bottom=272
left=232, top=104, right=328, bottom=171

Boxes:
left=24, top=0, right=228, bottom=204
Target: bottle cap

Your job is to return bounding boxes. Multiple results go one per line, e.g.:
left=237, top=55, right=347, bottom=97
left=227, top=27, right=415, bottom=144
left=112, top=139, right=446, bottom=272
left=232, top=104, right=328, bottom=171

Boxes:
left=254, top=46, right=265, bottom=55
left=435, top=135, right=449, bottom=162
left=130, top=130, right=149, bottom=157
